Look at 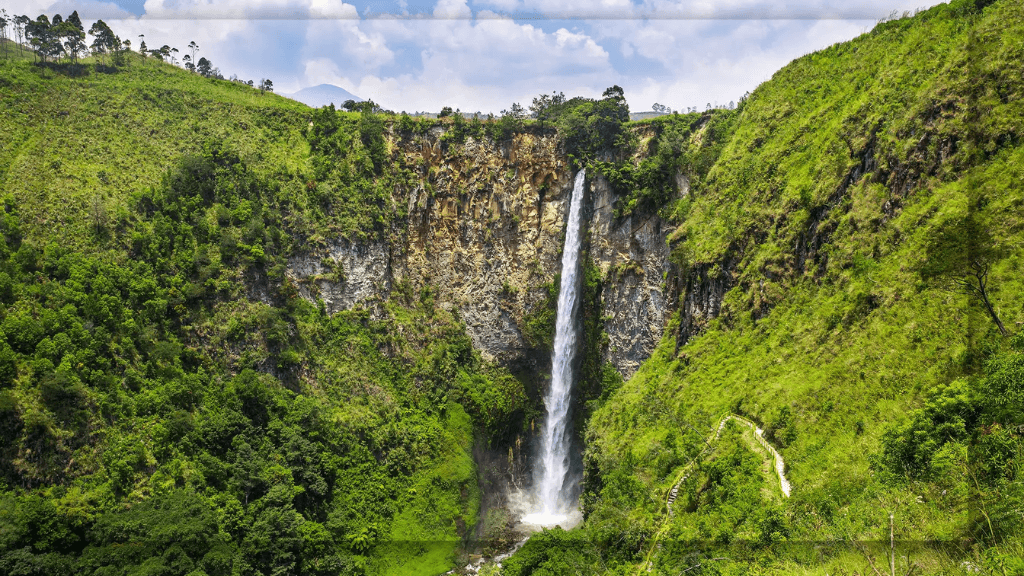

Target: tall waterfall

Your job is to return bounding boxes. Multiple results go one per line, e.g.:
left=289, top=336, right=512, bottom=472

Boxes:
left=522, top=169, right=586, bottom=527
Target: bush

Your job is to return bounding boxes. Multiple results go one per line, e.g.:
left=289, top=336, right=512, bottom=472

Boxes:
left=878, top=379, right=978, bottom=479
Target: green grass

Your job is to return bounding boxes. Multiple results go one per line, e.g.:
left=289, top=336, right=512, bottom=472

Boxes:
left=2, top=2, right=1024, bottom=573
left=0, top=51, right=418, bottom=250
left=576, top=0, right=1024, bottom=573
left=0, top=49, right=524, bottom=576
left=0, top=55, right=307, bottom=245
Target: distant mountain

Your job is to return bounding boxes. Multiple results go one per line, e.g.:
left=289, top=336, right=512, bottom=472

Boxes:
left=283, top=84, right=362, bottom=108
left=629, top=111, right=670, bottom=121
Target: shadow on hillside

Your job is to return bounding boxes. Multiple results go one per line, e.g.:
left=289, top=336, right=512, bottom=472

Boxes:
left=32, top=61, right=102, bottom=78
left=1, top=59, right=127, bottom=78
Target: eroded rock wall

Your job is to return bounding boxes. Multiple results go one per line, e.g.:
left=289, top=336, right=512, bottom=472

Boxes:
left=288, top=240, right=391, bottom=314
left=287, top=127, right=683, bottom=377
left=392, top=131, right=571, bottom=364
left=588, top=175, right=680, bottom=378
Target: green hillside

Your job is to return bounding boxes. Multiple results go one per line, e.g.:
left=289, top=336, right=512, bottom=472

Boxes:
left=549, top=0, right=1024, bottom=574
left=0, top=40, right=523, bottom=576
left=0, top=0, right=1023, bottom=574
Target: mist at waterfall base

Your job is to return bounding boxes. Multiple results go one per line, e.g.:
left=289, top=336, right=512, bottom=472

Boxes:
left=519, top=169, right=586, bottom=530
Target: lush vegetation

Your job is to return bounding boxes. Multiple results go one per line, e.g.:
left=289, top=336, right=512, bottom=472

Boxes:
left=0, top=43, right=535, bottom=575
left=563, top=0, right=1024, bottom=574
left=594, top=108, right=738, bottom=219
left=3, top=0, right=1024, bottom=573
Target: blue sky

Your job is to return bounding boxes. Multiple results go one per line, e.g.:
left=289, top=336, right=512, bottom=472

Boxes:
left=3, top=0, right=943, bottom=113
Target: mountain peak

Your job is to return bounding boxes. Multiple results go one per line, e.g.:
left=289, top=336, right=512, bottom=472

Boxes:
left=284, top=84, right=363, bottom=108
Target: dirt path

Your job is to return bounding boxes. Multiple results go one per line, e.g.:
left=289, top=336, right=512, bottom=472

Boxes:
left=641, top=413, right=793, bottom=575
left=664, top=413, right=791, bottom=515
left=715, top=414, right=792, bottom=498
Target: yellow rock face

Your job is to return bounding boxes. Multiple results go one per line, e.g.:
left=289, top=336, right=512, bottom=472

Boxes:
left=289, top=123, right=683, bottom=374
left=390, top=129, right=573, bottom=363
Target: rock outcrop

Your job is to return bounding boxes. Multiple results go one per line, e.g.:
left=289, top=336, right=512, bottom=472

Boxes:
left=587, top=175, right=679, bottom=378
left=287, top=127, right=684, bottom=377
left=289, top=240, right=391, bottom=314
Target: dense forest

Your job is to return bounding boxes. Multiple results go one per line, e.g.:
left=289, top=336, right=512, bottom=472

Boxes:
left=0, top=0, right=1023, bottom=574
left=0, top=18, right=527, bottom=576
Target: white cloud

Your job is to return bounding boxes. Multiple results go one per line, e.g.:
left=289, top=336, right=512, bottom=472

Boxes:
left=308, top=0, right=358, bottom=18
left=471, top=0, right=519, bottom=12
left=473, top=0, right=935, bottom=19
left=1, top=0, right=948, bottom=114
left=433, top=0, right=472, bottom=18
left=304, top=18, right=394, bottom=72
left=579, top=17, right=878, bottom=112
left=286, top=5, right=619, bottom=112
left=470, top=0, right=635, bottom=18
left=140, top=0, right=359, bottom=19
left=91, top=17, right=254, bottom=82
left=21, top=0, right=135, bottom=19
left=303, top=56, right=346, bottom=85
left=407, top=16, right=613, bottom=108
left=0, top=0, right=56, bottom=17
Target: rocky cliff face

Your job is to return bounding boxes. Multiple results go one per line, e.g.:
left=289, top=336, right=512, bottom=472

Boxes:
left=587, top=174, right=679, bottom=378
left=287, top=127, right=682, bottom=377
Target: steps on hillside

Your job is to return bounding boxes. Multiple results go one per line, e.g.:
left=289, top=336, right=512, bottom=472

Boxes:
left=666, top=478, right=684, bottom=515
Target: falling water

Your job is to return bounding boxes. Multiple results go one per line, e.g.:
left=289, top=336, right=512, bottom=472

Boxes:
left=521, top=169, right=586, bottom=527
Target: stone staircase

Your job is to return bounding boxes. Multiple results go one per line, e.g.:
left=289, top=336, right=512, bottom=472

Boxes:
left=666, top=478, right=684, bottom=516
left=663, top=413, right=792, bottom=517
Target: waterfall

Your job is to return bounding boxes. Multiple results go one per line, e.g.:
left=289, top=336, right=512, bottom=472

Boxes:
left=522, top=169, right=586, bottom=527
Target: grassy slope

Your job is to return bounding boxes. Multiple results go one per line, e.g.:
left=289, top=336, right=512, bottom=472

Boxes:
left=0, top=54, right=306, bottom=246
left=582, top=0, right=1024, bottom=573
left=2, top=6, right=1023, bottom=573
left=0, top=52, right=506, bottom=576
left=0, top=49, right=408, bottom=248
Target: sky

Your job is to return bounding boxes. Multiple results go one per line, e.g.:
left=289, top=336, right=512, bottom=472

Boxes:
left=2, top=0, right=944, bottom=113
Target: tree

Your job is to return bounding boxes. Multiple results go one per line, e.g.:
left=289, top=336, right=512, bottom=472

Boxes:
left=26, top=15, right=53, bottom=63
left=490, top=103, right=526, bottom=140
left=438, top=106, right=454, bottom=118
left=66, top=10, right=82, bottom=30
left=88, top=20, right=118, bottom=64
left=259, top=78, right=273, bottom=93
left=15, top=15, right=30, bottom=57
left=62, top=10, right=86, bottom=64
left=187, top=40, right=198, bottom=64
left=0, top=10, right=8, bottom=58
left=507, top=102, right=527, bottom=119
left=44, top=14, right=67, bottom=63
left=530, top=91, right=566, bottom=122
left=602, top=84, right=625, bottom=103
left=652, top=103, right=669, bottom=114
left=47, top=15, right=71, bottom=63
left=196, top=56, right=211, bottom=77
left=182, top=53, right=193, bottom=71
left=138, top=34, right=146, bottom=57
left=13, top=14, right=28, bottom=56
left=921, top=204, right=1008, bottom=336
left=150, top=44, right=171, bottom=61
left=550, top=86, right=630, bottom=166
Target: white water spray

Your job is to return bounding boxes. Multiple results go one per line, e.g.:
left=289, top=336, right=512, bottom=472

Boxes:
left=521, top=169, right=586, bottom=528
